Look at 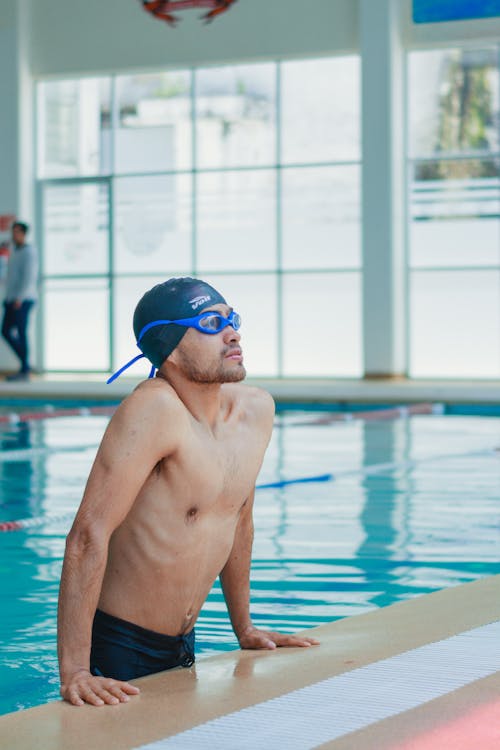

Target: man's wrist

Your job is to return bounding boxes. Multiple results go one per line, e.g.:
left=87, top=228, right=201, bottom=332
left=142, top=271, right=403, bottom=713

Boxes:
left=235, top=622, right=254, bottom=641
left=60, top=665, right=90, bottom=682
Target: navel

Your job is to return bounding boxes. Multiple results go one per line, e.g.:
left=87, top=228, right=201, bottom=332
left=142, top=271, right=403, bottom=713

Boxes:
left=186, top=506, right=199, bottom=522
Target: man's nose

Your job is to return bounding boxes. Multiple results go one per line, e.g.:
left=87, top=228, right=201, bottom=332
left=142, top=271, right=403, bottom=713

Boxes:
left=224, top=325, right=241, bottom=343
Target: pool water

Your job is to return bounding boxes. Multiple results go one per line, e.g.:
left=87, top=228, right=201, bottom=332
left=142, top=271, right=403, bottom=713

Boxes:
left=0, top=403, right=499, bottom=715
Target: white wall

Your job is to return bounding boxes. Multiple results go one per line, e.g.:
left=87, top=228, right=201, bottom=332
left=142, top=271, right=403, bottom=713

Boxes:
left=29, top=0, right=359, bottom=76
left=27, top=0, right=500, bottom=80
left=0, top=0, right=36, bottom=373
left=0, top=3, right=20, bottom=372
left=0, top=1, right=21, bottom=216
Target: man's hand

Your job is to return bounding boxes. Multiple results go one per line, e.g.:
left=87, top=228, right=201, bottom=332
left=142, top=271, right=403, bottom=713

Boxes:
left=60, top=669, right=140, bottom=707
left=238, top=626, right=320, bottom=650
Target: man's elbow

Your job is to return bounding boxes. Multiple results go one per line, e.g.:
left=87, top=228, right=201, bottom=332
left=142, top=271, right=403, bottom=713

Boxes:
left=64, top=523, right=107, bottom=561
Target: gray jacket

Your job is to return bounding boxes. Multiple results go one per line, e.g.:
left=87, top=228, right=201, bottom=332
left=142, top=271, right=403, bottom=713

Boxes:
left=5, top=243, right=38, bottom=302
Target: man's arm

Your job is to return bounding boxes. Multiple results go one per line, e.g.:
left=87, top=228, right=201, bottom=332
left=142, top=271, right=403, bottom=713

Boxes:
left=221, top=388, right=319, bottom=650
left=220, top=491, right=319, bottom=650
left=219, top=490, right=255, bottom=640
left=13, top=245, right=37, bottom=306
left=58, top=386, right=181, bottom=706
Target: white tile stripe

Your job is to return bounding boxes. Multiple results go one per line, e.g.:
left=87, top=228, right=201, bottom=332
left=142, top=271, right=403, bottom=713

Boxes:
left=135, top=620, right=500, bottom=750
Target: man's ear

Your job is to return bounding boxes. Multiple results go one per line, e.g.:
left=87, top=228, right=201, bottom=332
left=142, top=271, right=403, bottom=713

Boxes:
left=164, top=347, right=181, bottom=368
left=166, top=347, right=177, bottom=366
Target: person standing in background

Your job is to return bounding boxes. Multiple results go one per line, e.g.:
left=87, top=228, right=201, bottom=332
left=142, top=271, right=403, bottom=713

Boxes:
left=1, top=221, right=38, bottom=381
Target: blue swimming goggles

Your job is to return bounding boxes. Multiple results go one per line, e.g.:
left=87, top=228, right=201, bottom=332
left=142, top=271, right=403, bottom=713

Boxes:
left=107, top=310, right=241, bottom=384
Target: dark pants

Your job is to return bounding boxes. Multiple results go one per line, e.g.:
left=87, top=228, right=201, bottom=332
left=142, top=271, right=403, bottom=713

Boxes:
left=1, top=300, right=34, bottom=373
left=90, top=608, right=196, bottom=682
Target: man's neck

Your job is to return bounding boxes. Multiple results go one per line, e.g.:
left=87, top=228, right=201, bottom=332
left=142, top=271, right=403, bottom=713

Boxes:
left=156, top=370, right=224, bottom=430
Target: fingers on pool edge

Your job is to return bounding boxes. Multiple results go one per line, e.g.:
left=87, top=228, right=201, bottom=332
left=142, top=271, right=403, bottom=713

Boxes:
left=122, top=682, right=140, bottom=694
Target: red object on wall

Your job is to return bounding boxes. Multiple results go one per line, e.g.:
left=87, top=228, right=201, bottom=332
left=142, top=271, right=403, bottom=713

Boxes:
left=0, top=214, right=15, bottom=232
left=142, top=0, right=237, bottom=26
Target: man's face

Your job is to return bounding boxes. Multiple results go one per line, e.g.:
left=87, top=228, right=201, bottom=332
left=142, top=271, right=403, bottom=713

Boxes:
left=12, top=226, right=25, bottom=245
left=170, top=303, right=246, bottom=384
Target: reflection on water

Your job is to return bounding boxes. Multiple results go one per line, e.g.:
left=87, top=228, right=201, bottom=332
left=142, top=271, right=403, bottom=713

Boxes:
left=0, top=423, right=35, bottom=516
left=0, top=408, right=500, bottom=714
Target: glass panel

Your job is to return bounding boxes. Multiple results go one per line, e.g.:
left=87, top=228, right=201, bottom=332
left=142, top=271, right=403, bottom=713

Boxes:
left=197, top=170, right=276, bottom=271
left=281, top=56, right=360, bottom=164
left=113, top=276, right=168, bottom=373
left=38, top=78, right=111, bottom=178
left=282, top=272, right=362, bottom=376
left=195, top=63, right=276, bottom=168
left=410, top=159, right=500, bottom=268
left=410, top=270, right=500, bottom=377
left=408, top=48, right=499, bottom=158
left=203, top=274, right=278, bottom=377
left=43, top=279, right=109, bottom=370
left=115, top=71, right=192, bottom=173
left=43, top=183, right=109, bottom=276
left=113, top=175, right=192, bottom=274
left=282, top=165, right=361, bottom=269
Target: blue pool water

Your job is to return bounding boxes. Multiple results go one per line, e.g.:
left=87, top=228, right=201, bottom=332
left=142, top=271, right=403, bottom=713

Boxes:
left=0, top=402, right=499, bottom=716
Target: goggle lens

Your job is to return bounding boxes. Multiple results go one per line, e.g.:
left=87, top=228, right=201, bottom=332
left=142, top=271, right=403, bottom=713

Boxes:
left=198, top=311, right=241, bottom=332
left=199, top=314, right=224, bottom=331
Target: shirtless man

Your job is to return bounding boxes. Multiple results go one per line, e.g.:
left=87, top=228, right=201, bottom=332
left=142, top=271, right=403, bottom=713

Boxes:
left=58, top=277, right=319, bottom=707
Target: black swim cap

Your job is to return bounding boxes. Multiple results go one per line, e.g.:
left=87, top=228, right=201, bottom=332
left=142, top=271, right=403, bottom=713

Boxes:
left=133, top=277, right=227, bottom=368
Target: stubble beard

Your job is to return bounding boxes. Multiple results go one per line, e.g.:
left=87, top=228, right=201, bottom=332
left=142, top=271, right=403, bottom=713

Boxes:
left=176, top=347, right=246, bottom=384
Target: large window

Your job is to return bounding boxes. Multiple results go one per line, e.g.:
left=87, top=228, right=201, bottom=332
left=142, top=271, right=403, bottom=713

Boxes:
left=408, top=47, right=500, bottom=378
left=37, top=58, right=361, bottom=377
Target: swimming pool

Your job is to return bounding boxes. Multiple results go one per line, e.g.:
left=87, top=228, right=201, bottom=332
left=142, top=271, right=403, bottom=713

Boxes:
left=0, top=401, right=499, bottom=716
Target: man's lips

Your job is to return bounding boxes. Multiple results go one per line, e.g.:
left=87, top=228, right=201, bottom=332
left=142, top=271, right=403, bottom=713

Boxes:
left=224, top=348, right=243, bottom=361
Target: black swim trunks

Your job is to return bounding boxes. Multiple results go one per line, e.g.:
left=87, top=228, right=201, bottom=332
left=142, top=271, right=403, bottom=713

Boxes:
left=90, top=608, right=195, bottom=681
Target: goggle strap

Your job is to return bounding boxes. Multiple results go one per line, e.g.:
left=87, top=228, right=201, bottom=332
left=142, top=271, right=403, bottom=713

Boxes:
left=106, top=353, right=146, bottom=384
left=137, top=319, right=176, bottom=343
left=148, top=364, right=156, bottom=379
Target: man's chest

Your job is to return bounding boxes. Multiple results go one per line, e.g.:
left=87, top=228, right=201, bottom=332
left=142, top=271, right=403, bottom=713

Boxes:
left=167, top=424, right=266, bottom=510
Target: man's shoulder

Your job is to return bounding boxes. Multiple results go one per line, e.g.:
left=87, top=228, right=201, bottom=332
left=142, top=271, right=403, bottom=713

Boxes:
left=114, top=378, right=188, bottom=427
left=133, top=377, right=187, bottom=408
left=225, top=384, right=275, bottom=423
left=225, top=382, right=273, bottom=403
left=246, top=385, right=274, bottom=412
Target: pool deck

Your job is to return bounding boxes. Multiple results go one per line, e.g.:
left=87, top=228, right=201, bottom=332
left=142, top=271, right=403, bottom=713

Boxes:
left=1, top=575, right=498, bottom=750
left=0, top=375, right=499, bottom=405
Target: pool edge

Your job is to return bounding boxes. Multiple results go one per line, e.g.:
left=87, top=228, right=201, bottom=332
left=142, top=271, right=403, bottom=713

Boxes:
left=0, top=574, right=498, bottom=750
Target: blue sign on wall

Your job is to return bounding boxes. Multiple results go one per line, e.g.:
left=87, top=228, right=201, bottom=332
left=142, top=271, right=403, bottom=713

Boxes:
left=414, top=0, right=500, bottom=23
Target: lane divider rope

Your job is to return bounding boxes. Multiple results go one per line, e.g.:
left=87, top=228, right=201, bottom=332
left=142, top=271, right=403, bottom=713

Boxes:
left=277, top=402, right=442, bottom=427
left=0, top=405, right=117, bottom=425
left=0, top=402, right=443, bottom=427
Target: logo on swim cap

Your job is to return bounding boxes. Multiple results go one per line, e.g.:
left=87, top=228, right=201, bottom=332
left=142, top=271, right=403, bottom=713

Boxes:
left=189, top=295, right=211, bottom=310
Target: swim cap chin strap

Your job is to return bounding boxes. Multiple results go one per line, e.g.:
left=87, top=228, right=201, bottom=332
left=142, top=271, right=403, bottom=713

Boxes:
left=106, top=319, right=174, bottom=384
left=106, top=353, right=155, bottom=385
